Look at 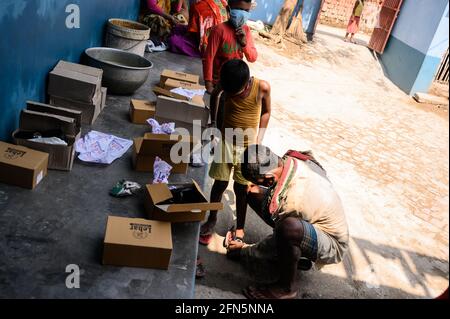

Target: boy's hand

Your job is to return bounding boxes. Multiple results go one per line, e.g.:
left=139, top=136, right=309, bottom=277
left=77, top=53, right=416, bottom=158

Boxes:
left=205, top=81, right=215, bottom=94
left=235, top=27, right=247, bottom=47
left=247, top=184, right=261, bottom=194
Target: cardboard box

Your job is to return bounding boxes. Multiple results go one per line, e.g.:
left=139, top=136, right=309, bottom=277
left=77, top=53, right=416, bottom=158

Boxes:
left=144, top=181, right=223, bottom=223
left=101, top=87, right=107, bottom=110
left=130, top=99, right=156, bottom=124
left=153, top=86, right=190, bottom=101
left=55, top=60, right=103, bottom=79
left=132, top=138, right=188, bottom=174
left=26, top=101, right=82, bottom=129
left=13, top=109, right=80, bottom=171
left=164, top=79, right=205, bottom=91
left=103, top=216, right=172, bottom=270
left=140, top=133, right=195, bottom=157
left=49, top=90, right=102, bottom=125
left=0, top=141, right=48, bottom=189
left=160, top=69, right=199, bottom=87
left=19, top=109, right=78, bottom=136
left=48, top=67, right=100, bottom=103
left=155, top=95, right=209, bottom=133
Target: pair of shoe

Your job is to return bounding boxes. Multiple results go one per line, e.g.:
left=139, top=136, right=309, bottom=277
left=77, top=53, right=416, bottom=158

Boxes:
left=146, top=40, right=168, bottom=53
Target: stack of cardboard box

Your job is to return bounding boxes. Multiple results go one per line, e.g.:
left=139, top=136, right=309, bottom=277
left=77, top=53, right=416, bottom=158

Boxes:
left=12, top=101, right=81, bottom=171
left=152, top=69, right=210, bottom=135
left=48, top=61, right=107, bottom=125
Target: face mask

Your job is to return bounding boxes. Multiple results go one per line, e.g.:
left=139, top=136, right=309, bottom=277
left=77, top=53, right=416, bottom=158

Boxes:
left=229, top=9, right=251, bottom=29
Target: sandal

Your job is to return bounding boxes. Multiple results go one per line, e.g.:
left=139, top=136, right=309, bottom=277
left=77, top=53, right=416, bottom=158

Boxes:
left=199, top=233, right=213, bottom=245
left=223, top=226, right=245, bottom=248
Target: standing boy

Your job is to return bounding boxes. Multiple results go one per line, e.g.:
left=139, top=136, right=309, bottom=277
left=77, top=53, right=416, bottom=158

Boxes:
left=199, top=59, right=271, bottom=245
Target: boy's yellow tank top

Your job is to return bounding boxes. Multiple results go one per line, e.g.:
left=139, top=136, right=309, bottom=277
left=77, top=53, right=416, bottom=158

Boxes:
left=222, top=77, right=261, bottom=147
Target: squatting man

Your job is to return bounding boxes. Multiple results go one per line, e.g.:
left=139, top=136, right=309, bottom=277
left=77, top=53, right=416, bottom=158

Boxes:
left=218, top=144, right=349, bottom=299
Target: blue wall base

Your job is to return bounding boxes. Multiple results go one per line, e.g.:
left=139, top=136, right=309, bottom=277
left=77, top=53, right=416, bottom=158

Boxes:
left=380, top=36, right=441, bottom=96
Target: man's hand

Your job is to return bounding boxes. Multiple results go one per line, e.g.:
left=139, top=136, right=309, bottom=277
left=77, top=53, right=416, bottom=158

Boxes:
left=228, top=240, right=245, bottom=251
left=235, top=27, right=247, bottom=47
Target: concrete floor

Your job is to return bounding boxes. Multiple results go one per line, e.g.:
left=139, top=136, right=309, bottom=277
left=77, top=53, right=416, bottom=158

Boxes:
left=195, top=25, right=449, bottom=299
left=0, top=52, right=208, bottom=298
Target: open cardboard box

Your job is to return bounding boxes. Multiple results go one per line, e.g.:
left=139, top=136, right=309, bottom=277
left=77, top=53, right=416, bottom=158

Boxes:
left=0, top=141, right=48, bottom=190
left=163, top=78, right=205, bottom=91
left=132, top=137, right=188, bottom=174
left=103, top=216, right=172, bottom=270
left=144, top=180, right=223, bottom=223
left=140, top=132, right=195, bottom=157
left=13, top=104, right=81, bottom=171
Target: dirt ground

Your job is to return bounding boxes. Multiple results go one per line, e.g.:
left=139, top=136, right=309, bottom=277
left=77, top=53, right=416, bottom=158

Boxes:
left=195, top=24, right=449, bottom=299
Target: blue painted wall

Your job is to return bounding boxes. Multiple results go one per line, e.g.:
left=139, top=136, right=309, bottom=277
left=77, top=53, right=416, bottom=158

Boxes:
left=0, top=0, right=140, bottom=141
left=250, top=0, right=322, bottom=34
left=380, top=0, right=449, bottom=95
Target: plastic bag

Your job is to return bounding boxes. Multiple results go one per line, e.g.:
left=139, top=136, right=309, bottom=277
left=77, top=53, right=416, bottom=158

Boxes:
left=110, top=180, right=142, bottom=197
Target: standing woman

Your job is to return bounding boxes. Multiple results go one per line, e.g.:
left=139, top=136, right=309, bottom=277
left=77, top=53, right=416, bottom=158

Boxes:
left=344, top=0, right=365, bottom=43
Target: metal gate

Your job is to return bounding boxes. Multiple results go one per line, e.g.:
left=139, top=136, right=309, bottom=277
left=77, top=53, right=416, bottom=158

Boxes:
left=368, top=0, right=403, bottom=54
left=435, top=49, right=449, bottom=83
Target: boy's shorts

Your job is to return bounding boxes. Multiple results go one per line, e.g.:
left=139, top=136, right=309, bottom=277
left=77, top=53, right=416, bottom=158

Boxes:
left=209, top=139, right=250, bottom=186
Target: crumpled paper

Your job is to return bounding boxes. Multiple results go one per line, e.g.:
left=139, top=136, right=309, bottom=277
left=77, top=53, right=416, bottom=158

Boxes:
left=170, top=87, right=206, bottom=101
left=147, top=118, right=175, bottom=134
left=75, top=131, right=132, bottom=165
left=153, top=157, right=172, bottom=184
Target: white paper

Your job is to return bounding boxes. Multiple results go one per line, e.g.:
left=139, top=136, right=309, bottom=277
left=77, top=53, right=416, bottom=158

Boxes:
left=29, top=137, right=68, bottom=146
left=147, top=118, right=175, bottom=134
left=75, top=131, right=132, bottom=165
left=153, top=157, right=172, bottom=184
left=170, top=87, right=206, bottom=101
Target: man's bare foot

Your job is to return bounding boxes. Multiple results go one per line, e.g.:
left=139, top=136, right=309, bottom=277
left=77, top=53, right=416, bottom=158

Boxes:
left=243, top=285, right=298, bottom=299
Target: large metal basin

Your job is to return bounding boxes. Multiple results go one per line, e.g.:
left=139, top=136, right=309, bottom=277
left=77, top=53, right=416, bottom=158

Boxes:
left=85, top=47, right=153, bottom=95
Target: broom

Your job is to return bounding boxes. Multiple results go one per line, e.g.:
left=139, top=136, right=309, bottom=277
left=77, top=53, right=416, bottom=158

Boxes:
left=286, top=6, right=307, bottom=43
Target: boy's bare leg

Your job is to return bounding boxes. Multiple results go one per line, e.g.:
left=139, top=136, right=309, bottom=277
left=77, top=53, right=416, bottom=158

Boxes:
left=201, top=180, right=228, bottom=235
left=234, top=182, right=248, bottom=239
